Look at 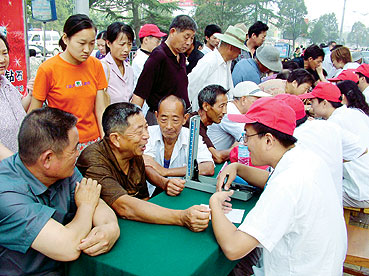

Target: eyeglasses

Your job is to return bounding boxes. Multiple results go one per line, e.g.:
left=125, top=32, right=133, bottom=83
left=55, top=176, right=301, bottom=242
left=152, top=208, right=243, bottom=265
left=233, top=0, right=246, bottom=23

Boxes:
left=243, top=132, right=264, bottom=143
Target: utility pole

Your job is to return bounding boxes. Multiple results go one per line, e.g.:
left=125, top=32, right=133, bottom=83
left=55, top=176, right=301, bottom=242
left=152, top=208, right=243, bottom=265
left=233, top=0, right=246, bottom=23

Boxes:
left=339, top=0, right=347, bottom=43
left=74, top=0, right=89, bottom=16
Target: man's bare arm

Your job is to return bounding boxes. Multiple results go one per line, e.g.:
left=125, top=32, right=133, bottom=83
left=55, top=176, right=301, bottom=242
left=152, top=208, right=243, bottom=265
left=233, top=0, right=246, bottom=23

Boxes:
left=131, top=94, right=144, bottom=108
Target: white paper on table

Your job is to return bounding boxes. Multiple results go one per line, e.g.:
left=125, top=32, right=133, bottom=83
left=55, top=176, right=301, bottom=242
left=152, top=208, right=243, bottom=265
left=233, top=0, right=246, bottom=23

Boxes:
left=201, top=204, right=245, bottom=224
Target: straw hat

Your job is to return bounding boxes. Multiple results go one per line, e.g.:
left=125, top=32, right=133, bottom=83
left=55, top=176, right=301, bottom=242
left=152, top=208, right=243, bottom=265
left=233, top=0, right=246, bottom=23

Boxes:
left=214, top=26, right=247, bottom=51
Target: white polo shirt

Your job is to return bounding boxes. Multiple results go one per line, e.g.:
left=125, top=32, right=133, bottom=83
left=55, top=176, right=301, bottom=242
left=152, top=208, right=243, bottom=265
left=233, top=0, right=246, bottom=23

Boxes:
left=132, top=49, right=149, bottom=88
left=144, top=126, right=214, bottom=195
left=238, top=146, right=347, bottom=275
left=328, top=105, right=369, bottom=201
left=294, top=119, right=365, bottom=199
left=188, top=48, right=233, bottom=110
left=208, top=101, right=244, bottom=150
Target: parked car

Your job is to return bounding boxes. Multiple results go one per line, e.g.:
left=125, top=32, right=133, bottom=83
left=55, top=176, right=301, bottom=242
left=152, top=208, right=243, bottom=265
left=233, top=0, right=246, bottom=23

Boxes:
left=28, top=30, right=61, bottom=56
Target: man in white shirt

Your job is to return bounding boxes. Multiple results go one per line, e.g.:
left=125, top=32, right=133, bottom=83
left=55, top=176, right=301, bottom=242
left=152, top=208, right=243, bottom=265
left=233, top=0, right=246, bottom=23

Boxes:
left=276, top=93, right=367, bottom=200
left=200, top=24, right=221, bottom=55
left=208, top=81, right=271, bottom=150
left=132, top=24, right=166, bottom=87
left=210, top=97, right=347, bottom=275
left=144, top=95, right=214, bottom=197
left=355, top=64, right=369, bottom=104
left=300, top=82, right=369, bottom=208
left=188, top=25, right=247, bottom=110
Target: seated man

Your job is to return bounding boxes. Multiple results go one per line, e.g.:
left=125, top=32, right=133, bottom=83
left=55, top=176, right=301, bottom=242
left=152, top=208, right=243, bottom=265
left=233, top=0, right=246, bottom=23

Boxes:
left=300, top=82, right=369, bottom=208
left=77, top=102, right=210, bottom=232
left=208, top=81, right=271, bottom=150
left=258, top=68, right=314, bottom=96
left=144, top=95, right=214, bottom=196
left=210, top=97, right=346, bottom=275
left=185, top=84, right=230, bottom=163
left=0, top=107, right=120, bottom=275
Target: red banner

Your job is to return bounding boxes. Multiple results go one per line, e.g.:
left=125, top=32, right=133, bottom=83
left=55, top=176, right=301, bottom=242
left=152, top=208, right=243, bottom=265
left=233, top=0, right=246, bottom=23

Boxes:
left=0, top=0, right=28, bottom=95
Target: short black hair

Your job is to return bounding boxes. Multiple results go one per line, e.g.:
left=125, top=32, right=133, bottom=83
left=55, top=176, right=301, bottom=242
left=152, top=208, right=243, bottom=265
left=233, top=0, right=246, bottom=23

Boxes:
left=204, top=24, right=221, bottom=39
left=97, top=30, right=107, bottom=40
left=282, top=60, right=299, bottom=71
left=106, top=22, right=134, bottom=44
left=198, top=85, right=228, bottom=110
left=317, top=97, right=342, bottom=108
left=248, top=21, right=269, bottom=38
left=328, top=41, right=336, bottom=47
left=102, top=102, right=142, bottom=136
left=251, top=122, right=297, bottom=148
left=296, top=114, right=308, bottom=127
left=157, top=95, right=186, bottom=115
left=0, top=32, right=10, bottom=52
left=169, top=15, right=197, bottom=32
left=29, top=49, right=37, bottom=57
left=18, top=107, right=78, bottom=165
left=303, top=44, right=324, bottom=61
left=59, top=14, right=96, bottom=51
left=287, top=68, right=314, bottom=86
left=357, top=72, right=369, bottom=83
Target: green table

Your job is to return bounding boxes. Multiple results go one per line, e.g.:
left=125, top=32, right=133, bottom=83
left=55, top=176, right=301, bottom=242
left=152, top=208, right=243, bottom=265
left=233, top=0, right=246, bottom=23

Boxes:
left=67, top=187, right=258, bottom=276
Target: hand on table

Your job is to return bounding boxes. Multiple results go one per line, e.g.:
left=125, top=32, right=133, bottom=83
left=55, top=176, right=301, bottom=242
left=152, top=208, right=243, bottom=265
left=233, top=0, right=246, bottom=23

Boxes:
left=78, top=223, right=120, bottom=256
left=165, top=178, right=185, bottom=196
left=181, top=205, right=210, bottom=232
left=209, top=190, right=234, bottom=214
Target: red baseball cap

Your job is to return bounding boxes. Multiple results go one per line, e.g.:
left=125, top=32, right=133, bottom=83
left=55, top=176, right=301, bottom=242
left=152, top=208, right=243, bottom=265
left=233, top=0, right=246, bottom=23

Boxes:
left=228, top=97, right=296, bottom=135
left=355, top=64, right=369, bottom=78
left=138, top=24, right=166, bottom=39
left=328, top=69, right=359, bottom=83
left=299, top=82, right=341, bottom=103
left=274, top=94, right=306, bottom=120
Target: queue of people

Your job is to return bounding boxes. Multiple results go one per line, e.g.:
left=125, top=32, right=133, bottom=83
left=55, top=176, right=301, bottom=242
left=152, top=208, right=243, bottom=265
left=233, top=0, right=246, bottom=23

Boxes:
left=1, top=11, right=369, bottom=276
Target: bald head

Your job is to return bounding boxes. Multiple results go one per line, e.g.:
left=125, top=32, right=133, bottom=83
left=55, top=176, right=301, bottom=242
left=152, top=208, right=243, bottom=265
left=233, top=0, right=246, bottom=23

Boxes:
left=157, top=95, right=186, bottom=116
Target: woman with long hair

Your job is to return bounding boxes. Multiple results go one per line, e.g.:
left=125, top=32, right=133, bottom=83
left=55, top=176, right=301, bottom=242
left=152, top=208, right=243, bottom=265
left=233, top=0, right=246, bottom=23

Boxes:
left=337, top=80, right=369, bottom=116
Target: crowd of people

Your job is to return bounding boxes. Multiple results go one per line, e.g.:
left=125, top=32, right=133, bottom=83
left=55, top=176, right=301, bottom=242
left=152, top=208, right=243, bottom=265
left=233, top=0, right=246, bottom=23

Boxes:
left=1, top=11, right=369, bottom=275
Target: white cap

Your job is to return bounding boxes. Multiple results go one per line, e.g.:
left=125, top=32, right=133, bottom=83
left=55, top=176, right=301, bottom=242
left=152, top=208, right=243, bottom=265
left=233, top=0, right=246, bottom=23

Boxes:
left=230, top=81, right=272, bottom=98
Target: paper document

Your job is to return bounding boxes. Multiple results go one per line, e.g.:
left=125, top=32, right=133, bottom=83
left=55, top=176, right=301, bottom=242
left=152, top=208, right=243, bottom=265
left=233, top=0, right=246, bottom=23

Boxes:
left=201, top=204, right=245, bottom=224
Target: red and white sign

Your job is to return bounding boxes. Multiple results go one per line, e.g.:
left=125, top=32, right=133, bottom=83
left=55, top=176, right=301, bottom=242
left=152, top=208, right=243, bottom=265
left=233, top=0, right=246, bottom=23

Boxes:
left=0, top=0, right=28, bottom=95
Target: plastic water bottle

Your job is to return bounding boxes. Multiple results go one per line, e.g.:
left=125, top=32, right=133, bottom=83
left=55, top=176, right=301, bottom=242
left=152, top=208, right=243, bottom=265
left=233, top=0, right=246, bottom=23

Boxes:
left=238, top=132, right=250, bottom=166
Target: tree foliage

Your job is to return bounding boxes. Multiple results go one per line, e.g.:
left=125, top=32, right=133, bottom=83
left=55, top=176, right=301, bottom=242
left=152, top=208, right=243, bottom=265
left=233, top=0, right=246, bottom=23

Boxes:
left=347, top=21, right=368, bottom=48
left=309, top=13, right=339, bottom=44
left=276, top=0, right=308, bottom=48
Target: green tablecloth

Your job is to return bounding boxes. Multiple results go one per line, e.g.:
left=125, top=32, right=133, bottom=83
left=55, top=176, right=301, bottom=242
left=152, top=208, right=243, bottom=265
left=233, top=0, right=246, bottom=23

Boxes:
left=66, top=187, right=258, bottom=276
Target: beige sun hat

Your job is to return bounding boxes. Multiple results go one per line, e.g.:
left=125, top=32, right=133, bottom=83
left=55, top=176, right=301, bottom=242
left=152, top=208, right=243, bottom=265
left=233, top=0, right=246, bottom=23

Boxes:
left=256, top=45, right=282, bottom=72
left=214, top=25, right=247, bottom=51
left=230, top=81, right=272, bottom=98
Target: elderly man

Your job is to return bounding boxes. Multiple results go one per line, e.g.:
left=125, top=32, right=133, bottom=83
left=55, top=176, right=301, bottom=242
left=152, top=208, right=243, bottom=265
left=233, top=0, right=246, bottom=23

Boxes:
left=131, top=15, right=197, bottom=125
left=77, top=102, right=210, bottom=232
left=144, top=95, right=214, bottom=197
left=232, top=45, right=282, bottom=86
left=0, top=107, right=120, bottom=275
left=211, top=97, right=346, bottom=275
left=207, top=81, right=271, bottom=151
left=185, top=85, right=229, bottom=163
left=188, top=25, right=247, bottom=110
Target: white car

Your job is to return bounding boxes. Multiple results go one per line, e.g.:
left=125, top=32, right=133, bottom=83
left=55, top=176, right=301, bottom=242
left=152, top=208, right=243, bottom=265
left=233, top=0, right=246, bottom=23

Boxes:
left=28, top=30, right=61, bottom=56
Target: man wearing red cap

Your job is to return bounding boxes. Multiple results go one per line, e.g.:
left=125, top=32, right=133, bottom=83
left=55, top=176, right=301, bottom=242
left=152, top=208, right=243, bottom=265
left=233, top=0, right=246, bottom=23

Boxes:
left=300, top=82, right=369, bottom=208
left=209, top=97, right=346, bottom=275
left=355, top=63, right=369, bottom=104
left=132, top=24, right=166, bottom=87
left=276, top=93, right=367, bottom=200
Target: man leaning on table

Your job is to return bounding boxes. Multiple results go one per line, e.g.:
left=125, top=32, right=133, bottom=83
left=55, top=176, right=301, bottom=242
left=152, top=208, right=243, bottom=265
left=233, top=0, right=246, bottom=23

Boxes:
left=77, top=102, right=210, bottom=232
left=210, top=97, right=347, bottom=275
left=0, top=107, right=120, bottom=276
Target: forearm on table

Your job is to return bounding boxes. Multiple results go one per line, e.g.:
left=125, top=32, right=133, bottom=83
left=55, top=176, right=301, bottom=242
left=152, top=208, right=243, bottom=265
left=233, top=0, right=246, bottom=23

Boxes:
left=112, top=195, right=183, bottom=226
left=236, top=164, right=269, bottom=189
left=211, top=202, right=258, bottom=260
left=145, top=167, right=168, bottom=190
left=199, top=161, right=214, bottom=176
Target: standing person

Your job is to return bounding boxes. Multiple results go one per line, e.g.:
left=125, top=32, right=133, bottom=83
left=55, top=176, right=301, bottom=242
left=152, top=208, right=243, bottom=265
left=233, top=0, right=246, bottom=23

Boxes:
left=132, top=24, right=166, bottom=87
left=102, top=22, right=135, bottom=104
left=131, top=15, right=197, bottom=125
left=293, top=47, right=301, bottom=58
left=0, top=33, right=31, bottom=154
left=185, top=37, right=204, bottom=74
left=29, top=14, right=107, bottom=152
left=322, top=41, right=338, bottom=78
left=95, top=31, right=107, bottom=60
left=200, top=24, right=222, bottom=55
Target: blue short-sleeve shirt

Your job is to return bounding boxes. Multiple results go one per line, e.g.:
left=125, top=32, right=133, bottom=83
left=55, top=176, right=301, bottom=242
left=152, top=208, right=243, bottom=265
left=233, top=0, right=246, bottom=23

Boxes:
left=0, top=154, right=82, bottom=275
left=232, top=58, right=262, bottom=86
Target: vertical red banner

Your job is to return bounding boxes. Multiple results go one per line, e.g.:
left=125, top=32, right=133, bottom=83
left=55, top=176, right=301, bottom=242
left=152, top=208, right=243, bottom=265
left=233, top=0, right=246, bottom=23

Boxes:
left=0, top=0, right=28, bottom=95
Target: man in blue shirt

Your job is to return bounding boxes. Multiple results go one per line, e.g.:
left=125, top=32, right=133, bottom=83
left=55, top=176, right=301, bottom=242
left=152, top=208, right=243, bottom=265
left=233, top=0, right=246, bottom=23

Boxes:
left=0, top=107, right=120, bottom=275
left=232, top=45, right=282, bottom=86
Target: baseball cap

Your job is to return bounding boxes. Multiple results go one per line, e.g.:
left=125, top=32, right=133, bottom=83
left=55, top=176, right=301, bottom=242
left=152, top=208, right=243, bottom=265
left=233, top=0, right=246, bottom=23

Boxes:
left=355, top=64, right=369, bottom=79
left=138, top=24, right=166, bottom=39
left=275, top=94, right=306, bottom=121
left=230, top=81, right=272, bottom=98
left=228, top=97, right=296, bottom=135
left=299, top=82, right=341, bottom=103
left=328, top=69, right=359, bottom=83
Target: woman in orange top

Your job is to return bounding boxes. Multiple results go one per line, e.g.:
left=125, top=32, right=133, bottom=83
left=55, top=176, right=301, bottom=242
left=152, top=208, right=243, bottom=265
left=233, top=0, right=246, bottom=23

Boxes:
left=29, top=14, right=107, bottom=151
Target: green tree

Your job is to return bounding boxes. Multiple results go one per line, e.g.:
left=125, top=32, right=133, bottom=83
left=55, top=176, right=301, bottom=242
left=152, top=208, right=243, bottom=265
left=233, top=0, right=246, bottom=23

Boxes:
left=347, top=21, right=368, bottom=48
left=309, top=13, right=339, bottom=44
left=277, top=0, right=308, bottom=49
